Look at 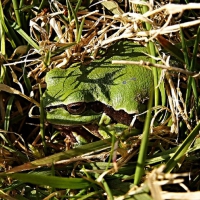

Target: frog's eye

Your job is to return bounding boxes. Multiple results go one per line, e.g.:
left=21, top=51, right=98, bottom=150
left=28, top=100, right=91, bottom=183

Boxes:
left=66, top=102, right=86, bottom=115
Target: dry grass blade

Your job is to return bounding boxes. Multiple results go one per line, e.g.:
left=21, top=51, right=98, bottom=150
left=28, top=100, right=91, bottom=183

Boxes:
left=0, top=84, right=40, bottom=107
left=146, top=165, right=191, bottom=200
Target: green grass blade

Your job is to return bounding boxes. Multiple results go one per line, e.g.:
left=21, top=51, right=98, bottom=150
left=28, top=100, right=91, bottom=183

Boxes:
left=180, top=28, right=192, bottom=107
left=11, top=22, right=40, bottom=50
left=140, top=2, right=159, bottom=107
left=101, top=178, right=114, bottom=200
left=77, top=191, right=103, bottom=200
left=182, top=27, right=198, bottom=108
left=134, top=1, right=156, bottom=185
left=38, top=0, right=46, bottom=10
left=4, top=95, right=15, bottom=131
left=190, top=25, right=200, bottom=72
left=165, top=121, right=200, bottom=172
left=43, top=50, right=51, bottom=66
left=68, top=0, right=79, bottom=40
left=31, top=139, right=111, bottom=165
left=188, top=25, right=200, bottom=107
left=5, top=18, right=20, bottom=47
left=134, top=87, right=153, bottom=185
left=75, top=0, right=82, bottom=12
left=180, top=27, right=190, bottom=68
left=7, top=173, right=91, bottom=189
left=39, top=84, right=46, bottom=153
left=51, top=42, right=76, bottom=57
left=4, top=139, right=111, bottom=173
left=12, top=0, right=22, bottom=27
left=148, top=41, right=159, bottom=107
left=0, top=1, right=6, bottom=55
left=77, top=17, right=85, bottom=43
left=22, top=69, right=32, bottom=93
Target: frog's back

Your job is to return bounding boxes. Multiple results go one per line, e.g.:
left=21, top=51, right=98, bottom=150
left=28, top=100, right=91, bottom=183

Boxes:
left=88, top=63, right=153, bottom=114
left=78, top=41, right=153, bottom=114
left=44, top=41, right=153, bottom=114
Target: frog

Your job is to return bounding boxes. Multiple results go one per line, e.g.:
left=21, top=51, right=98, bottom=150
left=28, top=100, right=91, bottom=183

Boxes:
left=43, top=41, right=153, bottom=139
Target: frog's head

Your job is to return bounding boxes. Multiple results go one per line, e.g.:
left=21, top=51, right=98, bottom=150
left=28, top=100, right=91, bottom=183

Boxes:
left=44, top=100, right=103, bottom=126
left=43, top=74, right=103, bottom=126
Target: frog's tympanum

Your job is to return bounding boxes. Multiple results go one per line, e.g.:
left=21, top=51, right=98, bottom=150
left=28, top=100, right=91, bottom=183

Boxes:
left=43, top=41, right=153, bottom=130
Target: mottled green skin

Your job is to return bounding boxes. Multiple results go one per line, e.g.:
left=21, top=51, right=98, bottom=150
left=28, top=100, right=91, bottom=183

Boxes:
left=43, top=41, right=153, bottom=126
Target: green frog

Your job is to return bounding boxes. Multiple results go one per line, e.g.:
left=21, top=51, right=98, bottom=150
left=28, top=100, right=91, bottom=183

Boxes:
left=43, top=41, right=153, bottom=141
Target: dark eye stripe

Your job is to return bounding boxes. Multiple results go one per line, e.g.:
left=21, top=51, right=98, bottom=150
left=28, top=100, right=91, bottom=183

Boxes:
left=45, top=102, right=104, bottom=114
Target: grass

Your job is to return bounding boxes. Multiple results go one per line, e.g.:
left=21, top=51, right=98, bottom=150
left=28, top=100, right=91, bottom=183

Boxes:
left=1, top=0, right=200, bottom=199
